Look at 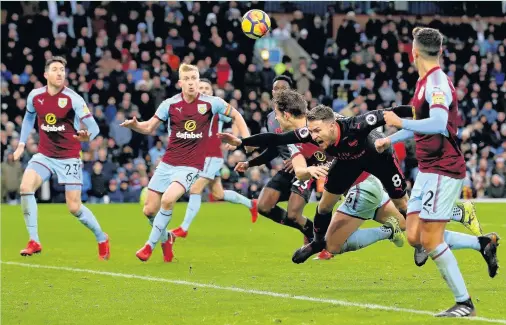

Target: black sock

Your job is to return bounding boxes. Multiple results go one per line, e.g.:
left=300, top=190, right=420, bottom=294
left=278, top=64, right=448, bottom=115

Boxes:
left=259, top=205, right=287, bottom=224
left=313, top=206, right=332, bottom=242
left=302, top=218, right=314, bottom=240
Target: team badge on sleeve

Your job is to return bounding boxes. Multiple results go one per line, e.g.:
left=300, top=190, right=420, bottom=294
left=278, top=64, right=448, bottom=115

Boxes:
left=197, top=104, right=207, bottom=115
left=58, top=98, right=68, bottom=108
left=298, top=127, right=310, bottom=139
left=366, top=114, right=377, bottom=126
left=83, top=104, right=90, bottom=114
left=431, top=90, right=446, bottom=106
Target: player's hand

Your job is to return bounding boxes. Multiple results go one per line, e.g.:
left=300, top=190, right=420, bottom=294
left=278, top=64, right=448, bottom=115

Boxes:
left=224, top=144, right=237, bottom=151
left=284, top=159, right=294, bottom=173
left=375, top=137, right=391, bottom=153
left=235, top=161, right=249, bottom=172
left=73, top=130, right=91, bottom=142
left=217, top=133, right=242, bottom=146
left=120, top=116, right=139, bottom=128
left=13, top=143, right=25, bottom=161
left=307, top=166, right=329, bottom=179
left=383, top=111, right=402, bottom=128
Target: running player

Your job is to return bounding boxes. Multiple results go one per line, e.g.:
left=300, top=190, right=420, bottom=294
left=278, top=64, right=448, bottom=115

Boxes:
left=13, top=56, right=110, bottom=259
left=375, top=27, right=499, bottom=317
left=234, top=76, right=314, bottom=242
left=120, top=64, right=249, bottom=262
left=170, top=78, right=256, bottom=238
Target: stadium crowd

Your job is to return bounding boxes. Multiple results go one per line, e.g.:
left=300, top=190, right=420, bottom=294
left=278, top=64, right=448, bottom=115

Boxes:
left=1, top=1, right=506, bottom=204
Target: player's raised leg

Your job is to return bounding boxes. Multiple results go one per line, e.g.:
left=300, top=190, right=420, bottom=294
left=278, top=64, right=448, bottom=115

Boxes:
left=210, top=177, right=257, bottom=222
left=256, top=183, right=288, bottom=225
left=286, top=192, right=314, bottom=243
left=19, top=166, right=48, bottom=256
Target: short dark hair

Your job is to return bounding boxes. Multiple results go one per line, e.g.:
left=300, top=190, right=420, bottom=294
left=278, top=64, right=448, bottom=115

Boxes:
left=273, top=75, right=293, bottom=88
left=45, top=56, right=67, bottom=71
left=412, top=27, right=443, bottom=57
left=307, top=105, right=335, bottom=122
left=272, top=89, right=307, bottom=118
left=199, top=78, right=212, bottom=86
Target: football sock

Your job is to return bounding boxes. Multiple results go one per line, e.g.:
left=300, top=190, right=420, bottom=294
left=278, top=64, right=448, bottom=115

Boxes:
left=450, top=205, right=464, bottom=222
left=181, top=194, right=202, bottom=231
left=72, top=205, right=107, bottom=242
left=260, top=205, right=286, bottom=224
left=313, top=207, right=332, bottom=242
left=339, top=227, right=392, bottom=254
left=147, top=215, right=168, bottom=243
left=444, top=231, right=480, bottom=251
left=21, top=193, right=39, bottom=243
left=429, top=242, right=470, bottom=303
left=283, top=216, right=313, bottom=238
left=147, top=208, right=172, bottom=249
left=223, top=190, right=252, bottom=208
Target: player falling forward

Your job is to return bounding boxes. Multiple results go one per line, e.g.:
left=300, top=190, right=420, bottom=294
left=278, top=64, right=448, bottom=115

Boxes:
left=234, top=76, right=315, bottom=243
left=236, top=89, right=407, bottom=256
left=120, top=64, right=249, bottom=262
left=170, top=78, right=256, bottom=238
left=13, top=56, right=110, bottom=259
left=220, top=102, right=484, bottom=264
left=375, top=27, right=499, bottom=317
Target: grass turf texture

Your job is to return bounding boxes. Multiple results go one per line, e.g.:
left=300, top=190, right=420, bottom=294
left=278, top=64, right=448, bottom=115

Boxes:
left=2, top=202, right=505, bottom=324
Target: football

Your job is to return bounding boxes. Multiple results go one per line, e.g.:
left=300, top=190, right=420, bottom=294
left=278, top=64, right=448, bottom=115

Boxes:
left=241, top=9, right=271, bottom=39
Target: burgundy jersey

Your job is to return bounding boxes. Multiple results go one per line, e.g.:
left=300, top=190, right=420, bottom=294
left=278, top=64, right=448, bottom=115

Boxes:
left=156, top=93, right=232, bottom=170
left=206, top=114, right=224, bottom=158
left=27, top=86, right=92, bottom=159
left=410, top=67, right=465, bottom=179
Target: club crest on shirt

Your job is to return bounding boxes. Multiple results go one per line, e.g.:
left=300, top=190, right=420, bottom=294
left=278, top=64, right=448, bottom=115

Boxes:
left=417, top=85, right=425, bottom=100
left=197, top=104, right=207, bottom=115
left=58, top=98, right=68, bottom=108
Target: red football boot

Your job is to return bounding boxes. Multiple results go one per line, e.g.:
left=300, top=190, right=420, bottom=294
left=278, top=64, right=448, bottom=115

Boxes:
left=171, top=227, right=188, bottom=238
left=98, top=234, right=110, bottom=260
left=161, top=233, right=175, bottom=263
left=20, top=240, right=42, bottom=256
left=250, top=199, right=258, bottom=223
left=314, top=249, right=334, bottom=260
left=136, top=244, right=153, bottom=262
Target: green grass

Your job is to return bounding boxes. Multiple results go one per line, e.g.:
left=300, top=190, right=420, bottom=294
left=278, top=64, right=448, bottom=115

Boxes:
left=2, top=202, right=505, bottom=325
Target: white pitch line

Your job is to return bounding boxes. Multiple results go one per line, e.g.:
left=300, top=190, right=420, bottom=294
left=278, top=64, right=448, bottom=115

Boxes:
left=2, top=261, right=506, bottom=324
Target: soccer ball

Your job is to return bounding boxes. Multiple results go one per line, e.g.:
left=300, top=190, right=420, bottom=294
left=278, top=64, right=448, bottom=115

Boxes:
left=241, top=9, right=271, bottom=39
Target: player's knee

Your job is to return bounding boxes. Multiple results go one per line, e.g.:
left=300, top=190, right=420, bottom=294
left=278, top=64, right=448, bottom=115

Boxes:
left=257, top=200, right=274, bottom=215
left=67, top=201, right=82, bottom=215
left=317, top=204, right=333, bottom=215
left=19, top=182, right=34, bottom=194
left=160, top=197, right=175, bottom=211
left=211, top=190, right=224, bottom=201
left=143, top=205, right=157, bottom=218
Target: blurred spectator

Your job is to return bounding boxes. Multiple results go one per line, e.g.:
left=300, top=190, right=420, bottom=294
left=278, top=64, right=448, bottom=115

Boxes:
left=1, top=152, right=22, bottom=204
left=486, top=174, right=506, bottom=198
left=89, top=162, right=108, bottom=204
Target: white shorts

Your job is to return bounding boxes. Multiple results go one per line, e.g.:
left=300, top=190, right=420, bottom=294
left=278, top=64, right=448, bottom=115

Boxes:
left=407, top=171, right=463, bottom=221
left=199, top=157, right=224, bottom=180
left=148, top=162, right=199, bottom=193
left=337, top=175, right=390, bottom=220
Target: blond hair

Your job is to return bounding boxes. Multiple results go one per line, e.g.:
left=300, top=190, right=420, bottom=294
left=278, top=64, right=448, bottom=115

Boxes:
left=178, top=63, right=199, bottom=75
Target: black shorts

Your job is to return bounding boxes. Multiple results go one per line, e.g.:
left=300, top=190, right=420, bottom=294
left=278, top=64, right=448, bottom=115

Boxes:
left=265, top=171, right=313, bottom=202
left=324, top=153, right=407, bottom=199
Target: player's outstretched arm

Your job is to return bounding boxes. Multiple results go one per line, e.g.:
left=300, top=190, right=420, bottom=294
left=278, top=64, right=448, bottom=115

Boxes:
left=79, top=116, right=100, bottom=141
left=247, top=146, right=279, bottom=167
left=347, top=105, right=414, bottom=135
left=399, top=108, right=448, bottom=135
left=218, top=129, right=306, bottom=149
left=228, top=108, right=250, bottom=139
left=120, top=116, right=161, bottom=135
left=375, top=129, right=414, bottom=153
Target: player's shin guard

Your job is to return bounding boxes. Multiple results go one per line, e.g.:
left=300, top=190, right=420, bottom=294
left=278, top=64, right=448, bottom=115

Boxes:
left=72, top=205, right=107, bottom=243
left=339, top=227, right=392, bottom=254
left=146, top=215, right=169, bottom=243
left=429, top=242, right=470, bottom=303
left=313, top=207, right=332, bottom=242
left=147, top=208, right=172, bottom=249
left=180, top=194, right=202, bottom=231
left=21, top=193, right=39, bottom=243
left=444, top=231, right=480, bottom=251
left=223, top=190, right=252, bottom=208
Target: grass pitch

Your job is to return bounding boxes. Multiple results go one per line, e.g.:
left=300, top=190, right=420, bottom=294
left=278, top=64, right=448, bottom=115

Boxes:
left=1, top=202, right=505, bottom=324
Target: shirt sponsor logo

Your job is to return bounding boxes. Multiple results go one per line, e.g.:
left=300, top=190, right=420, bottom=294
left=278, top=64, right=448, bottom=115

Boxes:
left=41, top=124, right=66, bottom=132
left=45, top=113, right=57, bottom=125
left=58, top=98, right=68, bottom=108
left=176, top=120, right=202, bottom=139
left=314, top=151, right=326, bottom=162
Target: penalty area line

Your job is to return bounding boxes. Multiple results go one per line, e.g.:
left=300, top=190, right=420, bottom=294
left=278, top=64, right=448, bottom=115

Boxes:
left=2, top=261, right=505, bottom=324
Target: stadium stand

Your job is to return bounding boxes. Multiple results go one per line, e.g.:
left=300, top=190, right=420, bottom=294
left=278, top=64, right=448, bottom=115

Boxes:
left=1, top=1, right=506, bottom=204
